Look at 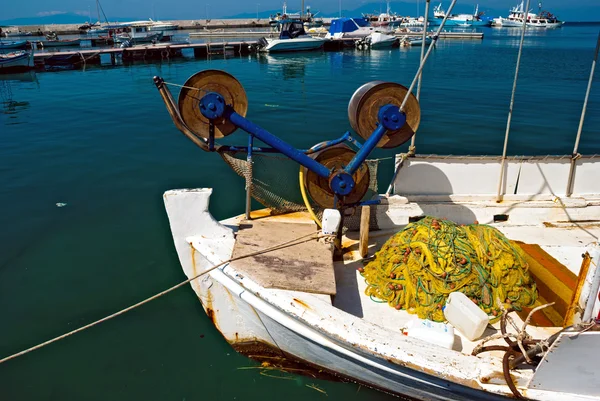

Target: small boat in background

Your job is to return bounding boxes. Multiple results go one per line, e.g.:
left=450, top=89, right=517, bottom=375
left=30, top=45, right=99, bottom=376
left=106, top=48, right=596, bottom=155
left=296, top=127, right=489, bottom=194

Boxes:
left=357, top=32, right=398, bottom=49
left=258, top=21, right=325, bottom=53
left=493, top=2, right=564, bottom=28
left=1, top=29, right=33, bottom=38
left=39, top=38, right=81, bottom=48
left=147, top=18, right=179, bottom=31
left=326, top=17, right=388, bottom=40
left=0, top=50, right=34, bottom=72
left=0, top=40, right=28, bottom=50
left=400, top=35, right=433, bottom=47
left=429, top=3, right=491, bottom=27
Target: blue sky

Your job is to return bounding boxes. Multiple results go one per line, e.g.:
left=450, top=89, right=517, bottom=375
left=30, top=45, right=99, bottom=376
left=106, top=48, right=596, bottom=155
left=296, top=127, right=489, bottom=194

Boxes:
left=2, top=0, right=599, bottom=22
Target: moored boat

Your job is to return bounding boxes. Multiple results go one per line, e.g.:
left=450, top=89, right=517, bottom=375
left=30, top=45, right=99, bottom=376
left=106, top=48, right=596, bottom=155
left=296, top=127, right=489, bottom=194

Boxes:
left=400, top=35, right=433, bottom=47
left=0, top=40, right=28, bottom=50
left=0, top=50, right=34, bottom=71
left=493, top=1, right=564, bottom=28
left=326, top=17, right=389, bottom=40
left=429, top=3, right=491, bottom=27
left=258, top=21, right=325, bottom=53
left=153, top=24, right=600, bottom=399
left=38, top=39, right=81, bottom=48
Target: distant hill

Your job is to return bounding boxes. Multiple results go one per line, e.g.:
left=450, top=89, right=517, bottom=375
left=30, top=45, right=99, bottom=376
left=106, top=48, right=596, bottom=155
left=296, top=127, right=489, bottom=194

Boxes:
left=0, top=13, right=139, bottom=26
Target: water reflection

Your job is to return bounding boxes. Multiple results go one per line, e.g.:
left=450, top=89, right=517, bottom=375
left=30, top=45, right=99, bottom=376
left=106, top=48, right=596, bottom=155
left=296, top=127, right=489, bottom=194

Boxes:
left=0, top=71, right=36, bottom=119
left=257, top=52, right=320, bottom=80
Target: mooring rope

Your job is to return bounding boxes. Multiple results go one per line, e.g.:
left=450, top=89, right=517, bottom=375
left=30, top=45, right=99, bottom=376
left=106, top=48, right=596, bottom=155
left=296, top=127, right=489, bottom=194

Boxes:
left=0, top=230, right=325, bottom=365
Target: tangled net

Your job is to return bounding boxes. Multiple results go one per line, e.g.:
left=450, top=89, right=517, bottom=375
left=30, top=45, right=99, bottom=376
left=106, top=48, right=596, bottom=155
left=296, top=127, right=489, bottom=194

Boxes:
left=361, top=217, right=538, bottom=322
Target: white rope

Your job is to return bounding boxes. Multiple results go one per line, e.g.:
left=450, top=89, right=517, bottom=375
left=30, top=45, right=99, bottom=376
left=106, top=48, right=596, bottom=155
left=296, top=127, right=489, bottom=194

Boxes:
left=496, top=0, right=531, bottom=202
left=0, top=230, right=325, bottom=365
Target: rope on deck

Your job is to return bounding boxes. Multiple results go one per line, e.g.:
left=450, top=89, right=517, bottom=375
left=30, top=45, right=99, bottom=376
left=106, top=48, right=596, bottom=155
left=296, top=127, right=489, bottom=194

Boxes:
left=0, top=230, right=327, bottom=365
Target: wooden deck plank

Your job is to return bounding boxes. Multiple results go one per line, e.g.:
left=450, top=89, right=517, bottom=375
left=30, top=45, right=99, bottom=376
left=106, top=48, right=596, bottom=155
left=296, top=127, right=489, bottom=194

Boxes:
left=230, top=220, right=336, bottom=295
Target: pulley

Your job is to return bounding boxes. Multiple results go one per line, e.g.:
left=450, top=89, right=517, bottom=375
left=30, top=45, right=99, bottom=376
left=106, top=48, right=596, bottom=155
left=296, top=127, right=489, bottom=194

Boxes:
left=178, top=69, right=248, bottom=139
left=347, top=81, right=420, bottom=149
left=303, top=144, right=371, bottom=208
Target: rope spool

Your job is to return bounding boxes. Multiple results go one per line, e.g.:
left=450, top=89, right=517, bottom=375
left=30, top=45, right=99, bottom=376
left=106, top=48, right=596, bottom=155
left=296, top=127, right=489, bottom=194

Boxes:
left=361, top=217, right=538, bottom=322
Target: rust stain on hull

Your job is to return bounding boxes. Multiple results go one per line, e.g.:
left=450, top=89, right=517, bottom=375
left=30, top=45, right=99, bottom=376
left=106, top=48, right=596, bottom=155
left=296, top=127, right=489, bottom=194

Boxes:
left=230, top=339, right=417, bottom=400
left=292, top=298, right=312, bottom=310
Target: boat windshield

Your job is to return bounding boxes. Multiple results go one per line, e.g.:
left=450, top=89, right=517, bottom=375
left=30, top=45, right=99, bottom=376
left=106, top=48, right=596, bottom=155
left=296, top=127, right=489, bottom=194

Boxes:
left=279, top=22, right=306, bottom=39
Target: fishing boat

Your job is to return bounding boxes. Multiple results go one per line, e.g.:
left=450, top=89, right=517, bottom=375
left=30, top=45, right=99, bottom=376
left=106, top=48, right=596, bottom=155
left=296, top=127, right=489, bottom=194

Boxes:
left=429, top=3, right=491, bottom=27
left=153, top=17, right=600, bottom=399
left=493, top=2, right=564, bottom=28
left=114, top=22, right=164, bottom=45
left=0, top=50, right=33, bottom=71
left=257, top=21, right=325, bottom=53
left=0, top=40, right=28, bottom=50
left=1, top=29, right=33, bottom=38
left=326, top=17, right=390, bottom=40
left=39, top=39, right=81, bottom=48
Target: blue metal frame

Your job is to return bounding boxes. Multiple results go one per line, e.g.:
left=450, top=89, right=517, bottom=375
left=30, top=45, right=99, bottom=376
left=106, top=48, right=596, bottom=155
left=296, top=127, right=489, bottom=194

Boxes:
left=198, top=91, right=406, bottom=202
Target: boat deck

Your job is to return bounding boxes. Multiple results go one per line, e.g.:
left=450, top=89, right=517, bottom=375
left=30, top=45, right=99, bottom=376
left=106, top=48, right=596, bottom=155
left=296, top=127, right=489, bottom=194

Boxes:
left=233, top=210, right=599, bottom=356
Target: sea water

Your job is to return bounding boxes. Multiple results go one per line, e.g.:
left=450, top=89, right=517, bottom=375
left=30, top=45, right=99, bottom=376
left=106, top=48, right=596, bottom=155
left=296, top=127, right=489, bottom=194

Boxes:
left=0, top=24, right=599, bottom=401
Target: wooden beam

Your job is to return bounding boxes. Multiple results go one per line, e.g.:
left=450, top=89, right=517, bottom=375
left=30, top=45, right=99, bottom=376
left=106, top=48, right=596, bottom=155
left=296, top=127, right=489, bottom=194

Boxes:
left=359, top=206, right=370, bottom=258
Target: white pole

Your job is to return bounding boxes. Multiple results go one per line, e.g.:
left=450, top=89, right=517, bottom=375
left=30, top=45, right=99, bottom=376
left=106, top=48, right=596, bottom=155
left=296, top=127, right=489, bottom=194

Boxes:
left=566, top=30, right=600, bottom=196
left=495, top=0, right=531, bottom=202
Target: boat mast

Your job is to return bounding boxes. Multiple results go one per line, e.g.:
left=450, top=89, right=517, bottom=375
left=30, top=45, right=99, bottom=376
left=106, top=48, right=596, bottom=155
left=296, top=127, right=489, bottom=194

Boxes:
left=411, top=0, right=431, bottom=154
left=386, top=0, right=457, bottom=195
left=496, top=0, right=531, bottom=202
left=301, top=0, right=304, bottom=19
left=96, top=0, right=101, bottom=23
left=566, top=31, right=600, bottom=196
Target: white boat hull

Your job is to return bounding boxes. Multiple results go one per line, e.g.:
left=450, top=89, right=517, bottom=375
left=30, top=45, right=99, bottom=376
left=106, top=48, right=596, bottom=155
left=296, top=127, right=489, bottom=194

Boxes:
left=262, top=37, right=325, bottom=52
left=0, top=51, right=33, bottom=70
left=163, top=154, right=600, bottom=401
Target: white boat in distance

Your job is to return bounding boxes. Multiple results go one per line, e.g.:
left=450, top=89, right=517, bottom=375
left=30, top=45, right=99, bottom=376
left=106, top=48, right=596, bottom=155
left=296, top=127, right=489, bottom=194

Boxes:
left=147, top=18, right=179, bottom=31
left=259, top=21, right=325, bottom=53
left=493, top=1, right=564, bottom=28
left=0, top=50, right=33, bottom=71
left=326, top=17, right=391, bottom=40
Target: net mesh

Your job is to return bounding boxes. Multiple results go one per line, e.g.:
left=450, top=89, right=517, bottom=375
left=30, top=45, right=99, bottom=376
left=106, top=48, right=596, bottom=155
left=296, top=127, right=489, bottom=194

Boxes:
left=219, top=150, right=380, bottom=230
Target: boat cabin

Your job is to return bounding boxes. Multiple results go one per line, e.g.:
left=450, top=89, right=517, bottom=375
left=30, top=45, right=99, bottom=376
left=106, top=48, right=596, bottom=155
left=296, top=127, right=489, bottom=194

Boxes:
left=278, top=21, right=307, bottom=39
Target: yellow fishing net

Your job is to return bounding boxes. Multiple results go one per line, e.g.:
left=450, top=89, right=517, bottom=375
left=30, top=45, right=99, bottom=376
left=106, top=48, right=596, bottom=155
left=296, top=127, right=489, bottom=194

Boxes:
left=361, top=216, right=538, bottom=322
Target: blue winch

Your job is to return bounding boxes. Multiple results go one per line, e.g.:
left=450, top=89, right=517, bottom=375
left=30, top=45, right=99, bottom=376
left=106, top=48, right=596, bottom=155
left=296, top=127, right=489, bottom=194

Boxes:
left=154, top=69, right=420, bottom=214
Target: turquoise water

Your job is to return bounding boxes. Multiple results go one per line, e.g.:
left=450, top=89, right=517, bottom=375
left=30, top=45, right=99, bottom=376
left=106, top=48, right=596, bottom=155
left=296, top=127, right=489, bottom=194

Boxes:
left=1, top=25, right=599, bottom=400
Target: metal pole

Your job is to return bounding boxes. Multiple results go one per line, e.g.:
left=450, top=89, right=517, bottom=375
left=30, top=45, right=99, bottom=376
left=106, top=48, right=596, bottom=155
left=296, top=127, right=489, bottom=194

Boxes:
left=399, top=0, right=457, bottom=112
left=385, top=0, right=454, bottom=196
left=566, top=30, right=600, bottom=197
left=495, top=0, right=530, bottom=202
left=409, top=0, right=430, bottom=155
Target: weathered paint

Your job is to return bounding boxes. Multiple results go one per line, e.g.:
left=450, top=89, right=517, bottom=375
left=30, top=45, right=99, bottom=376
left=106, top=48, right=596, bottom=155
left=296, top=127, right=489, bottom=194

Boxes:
left=164, top=188, right=600, bottom=401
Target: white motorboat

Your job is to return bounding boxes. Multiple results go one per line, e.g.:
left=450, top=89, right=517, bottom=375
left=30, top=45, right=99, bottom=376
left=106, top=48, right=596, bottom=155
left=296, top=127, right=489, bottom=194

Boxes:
left=0, top=50, right=33, bottom=71
left=326, top=17, right=390, bottom=40
left=147, top=18, right=179, bottom=31
left=153, top=28, right=600, bottom=396
left=362, top=32, right=397, bottom=49
left=258, top=21, right=325, bottom=53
